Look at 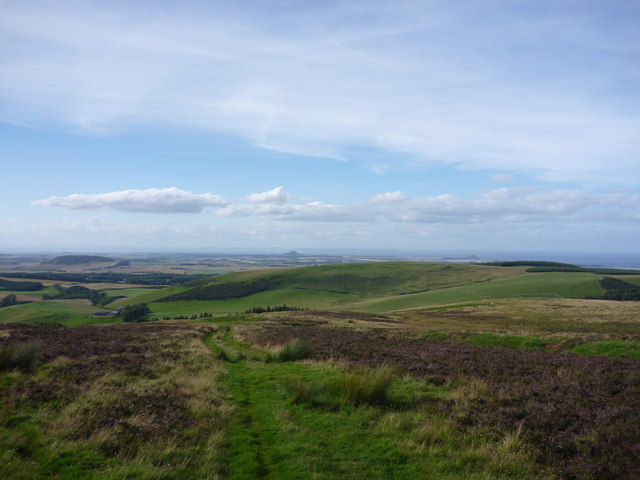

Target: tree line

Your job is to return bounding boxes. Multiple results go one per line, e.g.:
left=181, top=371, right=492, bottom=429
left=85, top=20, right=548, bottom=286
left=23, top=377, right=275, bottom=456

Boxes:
left=0, top=272, right=212, bottom=285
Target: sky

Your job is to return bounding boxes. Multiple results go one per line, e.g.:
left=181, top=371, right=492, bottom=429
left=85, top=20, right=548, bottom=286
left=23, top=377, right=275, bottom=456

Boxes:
left=1, top=0, right=639, bottom=254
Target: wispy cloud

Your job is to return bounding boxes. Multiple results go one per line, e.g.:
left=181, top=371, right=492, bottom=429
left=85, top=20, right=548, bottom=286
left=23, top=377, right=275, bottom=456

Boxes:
left=2, top=1, right=639, bottom=183
left=32, top=187, right=226, bottom=213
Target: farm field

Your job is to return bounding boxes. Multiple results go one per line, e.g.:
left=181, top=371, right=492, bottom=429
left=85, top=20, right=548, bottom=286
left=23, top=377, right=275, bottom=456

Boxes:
left=0, top=299, right=110, bottom=326
left=1, top=261, right=639, bottom=479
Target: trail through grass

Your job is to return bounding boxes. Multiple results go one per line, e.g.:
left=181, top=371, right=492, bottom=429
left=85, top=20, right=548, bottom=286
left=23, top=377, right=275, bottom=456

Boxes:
left=204, top=322, right=552, bottom=480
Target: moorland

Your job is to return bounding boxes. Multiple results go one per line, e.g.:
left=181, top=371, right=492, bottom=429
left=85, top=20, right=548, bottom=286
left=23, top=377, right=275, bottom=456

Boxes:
left=1, top=255, right=639, bottom=479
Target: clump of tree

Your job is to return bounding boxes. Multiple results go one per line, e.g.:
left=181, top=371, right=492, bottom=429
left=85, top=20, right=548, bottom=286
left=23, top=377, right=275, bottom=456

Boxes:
left=244, top=305, right=308, bottom=314
left=42, top=285, right=121, bottom=306
left=598, top=277, right=640, bottom=301
left=43, top=285, right=93, bottom=300
left=122, top=303, right=152, bottom=322
left=0, top=278, right=43, bottom=291
left=0, top=294, right=32, bottom=308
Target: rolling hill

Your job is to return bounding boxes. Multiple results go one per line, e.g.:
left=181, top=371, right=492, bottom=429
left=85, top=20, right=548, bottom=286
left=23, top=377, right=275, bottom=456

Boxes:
left=135, top=262, right=603, bottom=315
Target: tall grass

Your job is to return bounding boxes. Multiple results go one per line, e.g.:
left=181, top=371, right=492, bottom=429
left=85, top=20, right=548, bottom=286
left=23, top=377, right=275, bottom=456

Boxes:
left=0, top=342, right=39, bottom=372
left=288, top=363, right=396, bottom=409
left=270, top=338, right=312, bottom=362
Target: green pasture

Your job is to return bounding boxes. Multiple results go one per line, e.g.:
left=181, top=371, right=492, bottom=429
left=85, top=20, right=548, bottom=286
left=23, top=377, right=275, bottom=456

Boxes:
left=186, top=269, right=232, bottom=275
left=151, top=288, right=356, bottom=317
left=346, top=272, right=603, bottom=312
left=0, top=285, right=59, bottom=299
left=0, top=299, right=116, bottom=326
left=571, top=340, right=640, bottom=359
left=177, top=262, right=525, bottom=300
left=112, top=285, right=189, bottom=306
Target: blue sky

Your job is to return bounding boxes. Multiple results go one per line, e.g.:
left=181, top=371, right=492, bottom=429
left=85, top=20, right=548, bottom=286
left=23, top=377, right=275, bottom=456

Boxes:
left=1, top=0, right=639, bottom=253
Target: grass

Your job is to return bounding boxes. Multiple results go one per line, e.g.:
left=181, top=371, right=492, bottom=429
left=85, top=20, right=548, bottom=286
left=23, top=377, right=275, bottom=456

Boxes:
left=424, top=331, right=451, bottom=340
left=347, top=272, right=604, bottom=312
left=571, top=340, right=640, bottom=359
left=150, top=288, right=355, bottom=316
left=272, top=338, right=313, bottom=362
left=0, top=322, right=230, bottom=480
left=0, top=300, right=112, bottom=326
left=112, top=285, right=190, bottom=306
left=0, top=342, right=39, bottom=372
left=155, top=262, right=525, bottom=302
left=0, top=285, right=59, bottom=299
left=288, top=363, right=396, bottom=409
left=131, top=268, right=609, bottom=317
left=202, top=325, right=552, bottom=480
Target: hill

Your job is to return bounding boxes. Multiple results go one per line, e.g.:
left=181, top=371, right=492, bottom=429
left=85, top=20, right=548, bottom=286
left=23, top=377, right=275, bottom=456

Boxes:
left=155, top=262, right=524, bottom=302
left=43, top=255, right=115, bottom=265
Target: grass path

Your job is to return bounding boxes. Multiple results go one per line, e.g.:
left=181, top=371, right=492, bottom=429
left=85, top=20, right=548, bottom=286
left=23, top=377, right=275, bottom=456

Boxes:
left=203, top=322, right=551, bottom=480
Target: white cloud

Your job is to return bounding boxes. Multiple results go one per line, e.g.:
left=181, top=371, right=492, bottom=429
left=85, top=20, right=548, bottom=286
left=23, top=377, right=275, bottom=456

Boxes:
left=218, top=186, right=640, bottom=224
left=1, top=2, right=639, bottom=183
left=371, top=191, right=407, bottom=202
left=33, top=185, right=640, bottom=224
left=243, top=186, right=293, bottom=204
left=32, top=187, right=226, bottom=213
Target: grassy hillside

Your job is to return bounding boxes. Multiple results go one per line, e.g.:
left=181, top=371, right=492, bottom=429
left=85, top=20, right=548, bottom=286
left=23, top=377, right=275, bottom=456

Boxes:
left=347, top=272, right=604, bottom=312
left=151, top=289, right=356, bottom=317
left=0, top=299, right=111, bottom=326
left=140, top=263, right=607, bottom=314
left=156, top=262, right=524, bottom=302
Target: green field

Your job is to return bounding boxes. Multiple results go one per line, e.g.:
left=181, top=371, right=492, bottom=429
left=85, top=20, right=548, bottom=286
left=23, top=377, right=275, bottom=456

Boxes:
left=0, top=263, right=611, bottom=322
left=0, top=285, right=59, bottom=299
left=0, top=299, right=114, bottom=326
left=337, top=272, right=603, bottom=312
left=113, top=285, right=190, bottom=306
left=144, top=264, right=605, bottom=314
left=161, top=262, right=525, bottom=300
left=151, top=288, right=357, bottom=317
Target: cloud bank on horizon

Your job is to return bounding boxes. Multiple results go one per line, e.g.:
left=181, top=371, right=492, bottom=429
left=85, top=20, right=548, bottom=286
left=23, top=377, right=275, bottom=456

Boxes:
left=1, top=0, right=639, bottom=184
left=32, top=186, right=640, bottom=224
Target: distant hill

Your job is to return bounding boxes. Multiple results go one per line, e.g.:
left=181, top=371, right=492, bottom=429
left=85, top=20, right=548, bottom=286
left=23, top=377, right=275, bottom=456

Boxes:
left=44, top=255, right=115, bottom=266
left=155, top=262, right=523, bottom=302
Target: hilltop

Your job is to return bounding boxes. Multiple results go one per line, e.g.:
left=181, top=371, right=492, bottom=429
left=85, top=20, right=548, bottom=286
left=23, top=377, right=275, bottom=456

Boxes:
left=43, top=255, right=115, bottom=266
